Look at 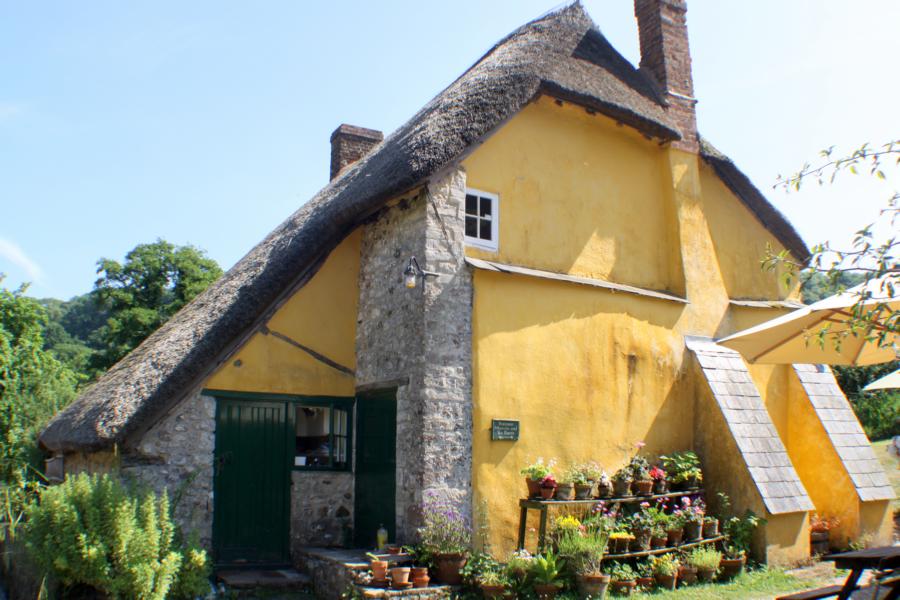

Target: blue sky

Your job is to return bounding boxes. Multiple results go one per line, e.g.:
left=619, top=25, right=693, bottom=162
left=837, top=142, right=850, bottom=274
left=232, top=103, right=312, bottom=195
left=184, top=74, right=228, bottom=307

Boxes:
left=3, top=1, right=899, bottom=300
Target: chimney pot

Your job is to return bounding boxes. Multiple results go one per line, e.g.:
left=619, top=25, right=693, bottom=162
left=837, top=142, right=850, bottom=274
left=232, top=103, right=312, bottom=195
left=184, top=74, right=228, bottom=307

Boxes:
left=329, top=124, right=383, bottom=180
left=634, top=0, right=698, bottom=153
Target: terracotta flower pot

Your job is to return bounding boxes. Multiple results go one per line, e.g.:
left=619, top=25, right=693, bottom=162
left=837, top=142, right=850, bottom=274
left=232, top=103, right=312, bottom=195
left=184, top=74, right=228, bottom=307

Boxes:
left=370, top=559, right=389, bottom=581
left=597, top=481, right=613, bottom=498
left=386, top=545, right=402, bottom=554
left=654, top=573, right=677, bottom=591
left=720, top=556, right=746, bottom=580
left=636, top=576, right=654, bottom=590
left=574, top=483, right=594, bottom=500
left=556, top=482, right=575, bottom=500
left=390, top=567, right=411, bottom=585
left=631, top=528, right=652, bottom=552
left=678, top=565, right=698, bottom=586
left=653, top=479, right=668, bottom=495
left=576, top=574, right=609, bottom=599
left=481, top=584, right=507, bottom=598
left=412, top=575, right=430, bottom=588
left=526, top=478, right=542, bottom=498
left=810, top=531, right=830, bottom=556
left=612, top=479, right=632, bottom=497
left=703, top=519, right=719, bottom=538
left=540, top=486, right=555, bottom=500
left=609, top=580, right=636, bottom=596
left=433, top=553, right=467, bottom=585
left=651, top=535, right=667, bottom=549
left=683, top=521, right=702, bottom=542
left=666, top=527, right=683, bottom=546
left=533, top=583, right=560, bottom=600
left=633, top=480, right=654, bottom=496
left=697, top=567, right=717, bottom=583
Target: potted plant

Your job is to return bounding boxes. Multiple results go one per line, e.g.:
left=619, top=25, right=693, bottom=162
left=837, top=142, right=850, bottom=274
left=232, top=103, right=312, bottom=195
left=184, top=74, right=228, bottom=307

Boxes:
left=390, top=566, right=412, bottom=587
left=411, top=566, right=430, bottom=588
left=703, top=515, right=719, bottom=538
left=650, top=554, right=679, bottom=591
left=650, top=525, right=667, bottom=549
left=529, top=552, right=565, bottom=600
left=680, top=497, right=705, bottom=542
left=660, top=451, right=703, bottom=490
left=677, top=562, right=698, bottom=586
left=505, top=549, right=534, bottom=585
left=521, top=459, right=556, bottom=498
left=611, top=467, right=633, bottom=498
left=608, top=562, right=637, bottom=596
left=596, top=472, right=613, bottom=498
left=629, top=507, right=654, bottom=552
left=666, top=512, right=684, bottom=547
left=687, top=547, right=722, bottom=583
left=417, top=491, right=472, bottom=585
left=540, top=475, right=558, bottom=500
left=628, top=456, right=653, bottom=496
left=635, top=562, right=654, bottom=591
left=572, top=462, right=602, bottom=500
left=810, top=514, right=839, bottom=556
left=650, top=465, right=668, bottom=495
left=558, top=529, right=610, bottom=600
left=719, top=494, right=764, bottom=580
left=366, top=552, right=389, bottom=582
left=608, top=531, right=630, bottom=554
left=556, top=470, right=576, bottom=501
left=477, top=568, right=511, bottom=598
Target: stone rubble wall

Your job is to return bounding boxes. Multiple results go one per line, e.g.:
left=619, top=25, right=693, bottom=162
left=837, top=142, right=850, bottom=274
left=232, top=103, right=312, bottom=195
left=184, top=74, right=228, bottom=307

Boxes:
left=356, top=167, right=473, bottom=542
left=291, top=471, right=354, bottom=551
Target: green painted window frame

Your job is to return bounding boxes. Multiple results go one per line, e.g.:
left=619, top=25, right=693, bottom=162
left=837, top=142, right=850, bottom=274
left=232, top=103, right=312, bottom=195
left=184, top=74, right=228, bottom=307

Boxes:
left=204, top=389, right=354, bottom=473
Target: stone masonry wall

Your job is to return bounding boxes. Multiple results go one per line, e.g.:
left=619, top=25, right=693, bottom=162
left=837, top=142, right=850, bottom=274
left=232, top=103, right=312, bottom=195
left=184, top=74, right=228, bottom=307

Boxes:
left=291, top=471, right=354, bottom=551
left=356, top=167, right=473, bottom=542
left=128, top=390, right=217, bottom=547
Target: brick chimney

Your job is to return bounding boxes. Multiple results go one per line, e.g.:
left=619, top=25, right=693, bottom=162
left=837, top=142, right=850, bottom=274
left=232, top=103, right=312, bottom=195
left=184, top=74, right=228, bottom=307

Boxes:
left=634, top=0, right=698, bottom=153
left=329, top=124, right=383, bottom=180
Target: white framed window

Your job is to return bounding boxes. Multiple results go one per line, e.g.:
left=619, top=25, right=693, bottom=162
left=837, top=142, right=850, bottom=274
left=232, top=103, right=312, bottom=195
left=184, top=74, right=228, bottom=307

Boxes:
left=464, top=188, right=499, bottom=251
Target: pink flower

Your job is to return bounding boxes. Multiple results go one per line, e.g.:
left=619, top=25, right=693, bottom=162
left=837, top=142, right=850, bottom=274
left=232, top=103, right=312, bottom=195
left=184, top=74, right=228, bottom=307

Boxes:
left=640, top=502, right=650, bottom=509
left=635, top=441, right=647, bottom=449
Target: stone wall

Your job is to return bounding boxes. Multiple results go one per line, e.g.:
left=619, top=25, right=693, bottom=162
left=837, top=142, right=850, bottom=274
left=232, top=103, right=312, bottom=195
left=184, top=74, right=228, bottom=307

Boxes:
left=127, top=389, right=217, bottom=547
left=356, top=167, right=473, bottom=542
left=291, top=471, right=354, bottom=551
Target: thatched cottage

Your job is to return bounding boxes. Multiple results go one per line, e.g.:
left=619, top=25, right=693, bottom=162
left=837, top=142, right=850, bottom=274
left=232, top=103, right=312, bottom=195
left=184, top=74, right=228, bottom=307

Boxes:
left=41, top=0, right=893, bottom=568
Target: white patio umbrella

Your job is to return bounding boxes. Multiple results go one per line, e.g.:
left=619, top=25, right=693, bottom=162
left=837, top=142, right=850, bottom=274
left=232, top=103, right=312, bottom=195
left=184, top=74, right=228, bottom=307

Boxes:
left=717, top=273, right=899, bottom=365
left=863, top=369, right=900, bottom=391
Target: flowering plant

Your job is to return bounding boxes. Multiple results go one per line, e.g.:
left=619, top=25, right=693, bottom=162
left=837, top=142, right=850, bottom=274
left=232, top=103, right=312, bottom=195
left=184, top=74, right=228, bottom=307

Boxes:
left=520, top=458, right=556, bottom=481
left=649, top=466, right=667, bottom=481
left=810, top=513, right=840, bottom=533
left=679, top=496, right=705, bottom=525
left=628, top=456, right=651, bottom=481
left=555, top=515, right=582, bottom=534
left=650, top=554, right=679, bottom=577
left=584, top=501, right=618, bottom=532
left=417, top=491, right=472, bottom=556
left=573, top=461, right=603, bottom=484
left=540, top=475, right=558, bottom=490
left=611, top=467, right=633, bottom=483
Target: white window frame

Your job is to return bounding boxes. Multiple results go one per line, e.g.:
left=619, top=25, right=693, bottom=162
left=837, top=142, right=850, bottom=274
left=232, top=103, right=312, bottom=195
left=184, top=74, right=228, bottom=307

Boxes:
left=464, top=188, right=499, bottom=252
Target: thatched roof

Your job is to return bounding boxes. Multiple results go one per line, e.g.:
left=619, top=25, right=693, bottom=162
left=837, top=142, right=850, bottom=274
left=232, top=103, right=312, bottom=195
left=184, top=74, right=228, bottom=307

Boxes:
left=40, top=2, right=808, bottom=453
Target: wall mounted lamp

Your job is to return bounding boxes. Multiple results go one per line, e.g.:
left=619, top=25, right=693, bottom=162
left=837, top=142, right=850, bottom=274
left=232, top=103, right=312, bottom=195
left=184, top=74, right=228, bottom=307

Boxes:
left=403, top=256, right=439, bottom=289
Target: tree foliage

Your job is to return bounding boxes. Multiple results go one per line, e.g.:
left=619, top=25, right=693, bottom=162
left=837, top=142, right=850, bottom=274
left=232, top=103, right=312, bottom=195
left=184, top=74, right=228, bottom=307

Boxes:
left=91, top=240, right=222, bottom=373
left=0, top=280, right=78, bottom=481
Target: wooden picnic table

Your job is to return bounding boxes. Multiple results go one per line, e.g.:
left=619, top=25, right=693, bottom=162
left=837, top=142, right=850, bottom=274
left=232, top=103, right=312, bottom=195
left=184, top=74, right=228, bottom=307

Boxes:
left=824, top=546, right=900, bottom=600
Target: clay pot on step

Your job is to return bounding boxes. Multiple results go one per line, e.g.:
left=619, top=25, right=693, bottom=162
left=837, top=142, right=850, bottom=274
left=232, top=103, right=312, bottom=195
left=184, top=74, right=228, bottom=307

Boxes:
left=678, top=565, right=697, bottom=586
left=612, top=479, right=632, bottom=498
left=653, top=479, right=669, bottom=495
left=575, top=574, right=609, bottom=599
left=433, top=553, right=467, bottom=585
left=526, top=478, right=542, bottom=498
left=596, top=481, right=613, bottom=498
left=609, top=580, right=636, bottom=596
left=683, top=521, right=703, bottom=542
left=633, top=480, right=654, bottom=496
left=555, top=482, right=575, bottom=501
left=574, top=483, right=594, bottom=500
left=412, top=575, right=430, bottom=588
left=390, top=567, right=411, bottom=586
left=651, top=535, right=667, bottom=550
left=540, top=486, right=555, bottom=500
left=720, top=555, right=746, bottom=580
left=654, top=573, right=677, bottom=591
left=666, top=527, right=684, bottom=547
left=703, top=518, right=719, bottom=538
left=370, top=559, right=389, bottom=581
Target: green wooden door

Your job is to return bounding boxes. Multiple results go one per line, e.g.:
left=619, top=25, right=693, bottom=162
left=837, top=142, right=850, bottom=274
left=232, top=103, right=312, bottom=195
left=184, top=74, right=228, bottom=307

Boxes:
left=213, top=398, right=291, bottom=566
left=354, top=390, right=397, bottom=547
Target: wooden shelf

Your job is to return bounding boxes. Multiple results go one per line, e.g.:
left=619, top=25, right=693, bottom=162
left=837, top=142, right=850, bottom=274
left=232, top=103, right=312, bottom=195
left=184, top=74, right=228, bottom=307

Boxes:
left=604, top=535, right=726, bottom=561
left=519, top=489, right=703, bottom=508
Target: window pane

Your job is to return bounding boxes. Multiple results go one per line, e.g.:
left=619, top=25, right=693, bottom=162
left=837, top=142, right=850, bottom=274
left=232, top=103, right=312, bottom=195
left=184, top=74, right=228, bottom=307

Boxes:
left=295, top=405, right=332, bottom=467
left=479, top=218, right=492, bottom=240
left=465, top=194, right=477, bottom=215
left=465, top=216, right=478, bottom=237
left=479, top=197, right=492, bottom=218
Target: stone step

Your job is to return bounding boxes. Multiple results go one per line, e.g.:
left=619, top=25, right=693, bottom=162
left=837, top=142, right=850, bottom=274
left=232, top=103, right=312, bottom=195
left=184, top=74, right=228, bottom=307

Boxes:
left=355, top=584, right=455, bottom=599
left=217, top=568, right=312, bottom=590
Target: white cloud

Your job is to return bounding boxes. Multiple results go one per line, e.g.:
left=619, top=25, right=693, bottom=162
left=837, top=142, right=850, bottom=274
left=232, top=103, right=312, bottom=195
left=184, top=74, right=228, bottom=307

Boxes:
left=0, top=237, right=44, bottom=283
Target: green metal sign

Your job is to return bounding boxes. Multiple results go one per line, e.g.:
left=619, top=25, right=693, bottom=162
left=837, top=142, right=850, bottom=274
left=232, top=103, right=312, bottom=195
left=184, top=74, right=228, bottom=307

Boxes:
left=491, top=419, right=519, bottom=441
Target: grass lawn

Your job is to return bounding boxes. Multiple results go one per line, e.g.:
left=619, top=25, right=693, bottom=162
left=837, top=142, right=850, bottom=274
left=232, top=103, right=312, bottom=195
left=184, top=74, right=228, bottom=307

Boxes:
left=871, top=439, right=900, bottom=508
left=641, top=567, right=835, bottom=599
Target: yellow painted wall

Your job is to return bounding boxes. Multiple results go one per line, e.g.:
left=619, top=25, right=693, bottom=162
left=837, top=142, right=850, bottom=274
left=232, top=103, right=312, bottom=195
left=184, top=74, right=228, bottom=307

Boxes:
left=472, top=268, right=693, bottom=555
left=205, top=230, right=360, bottom=396
left=463, top=96, right=683, bottom=293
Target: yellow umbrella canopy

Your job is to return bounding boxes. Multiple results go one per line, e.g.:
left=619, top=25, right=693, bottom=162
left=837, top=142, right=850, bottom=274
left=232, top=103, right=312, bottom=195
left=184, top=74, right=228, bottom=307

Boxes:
left=718, top=274, right=899, bottom=365
left=864, top=369, right=900, bottom=391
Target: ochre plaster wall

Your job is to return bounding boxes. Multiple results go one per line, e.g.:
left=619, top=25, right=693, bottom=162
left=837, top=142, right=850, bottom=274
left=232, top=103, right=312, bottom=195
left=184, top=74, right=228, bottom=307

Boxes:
left=463, top=96, right=682, bottom=293
left=205, top=230, right=360, bottom=396
left=465, top=100, right=816, bottom=561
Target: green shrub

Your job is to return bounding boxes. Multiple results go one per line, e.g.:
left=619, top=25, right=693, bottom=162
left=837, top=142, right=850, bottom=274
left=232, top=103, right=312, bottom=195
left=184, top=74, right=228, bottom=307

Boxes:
left=23, top=473, right=210, bottom=599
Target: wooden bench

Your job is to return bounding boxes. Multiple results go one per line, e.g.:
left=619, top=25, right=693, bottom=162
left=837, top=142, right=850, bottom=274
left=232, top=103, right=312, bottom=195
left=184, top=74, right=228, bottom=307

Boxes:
left=775, top=584, right=851, bottom=600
